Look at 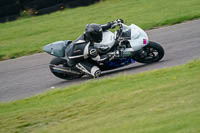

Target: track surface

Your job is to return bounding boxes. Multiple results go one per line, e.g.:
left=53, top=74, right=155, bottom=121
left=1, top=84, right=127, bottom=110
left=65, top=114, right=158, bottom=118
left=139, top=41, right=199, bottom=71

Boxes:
left=0, top=20, right=200, bottom=102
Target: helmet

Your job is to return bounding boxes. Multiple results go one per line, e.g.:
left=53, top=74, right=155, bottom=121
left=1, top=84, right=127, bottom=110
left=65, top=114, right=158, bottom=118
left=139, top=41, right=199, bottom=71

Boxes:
left=85, top=24, right=103, bottom=43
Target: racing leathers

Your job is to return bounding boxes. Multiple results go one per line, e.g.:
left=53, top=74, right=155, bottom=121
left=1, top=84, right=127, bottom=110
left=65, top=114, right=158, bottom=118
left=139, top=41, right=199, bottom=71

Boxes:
left=65, top=22, right=113, bottom=78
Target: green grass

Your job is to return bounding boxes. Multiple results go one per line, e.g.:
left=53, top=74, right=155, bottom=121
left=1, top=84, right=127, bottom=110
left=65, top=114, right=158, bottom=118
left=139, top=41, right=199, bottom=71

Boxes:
left=0, top=0, right=200, bottom=60
left=0, top=59, right=200, bottom=133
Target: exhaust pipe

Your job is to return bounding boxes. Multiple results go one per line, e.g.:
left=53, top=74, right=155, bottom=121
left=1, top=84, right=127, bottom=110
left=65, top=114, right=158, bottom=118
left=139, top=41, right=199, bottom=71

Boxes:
left=49, top=64, right=81, bottom=75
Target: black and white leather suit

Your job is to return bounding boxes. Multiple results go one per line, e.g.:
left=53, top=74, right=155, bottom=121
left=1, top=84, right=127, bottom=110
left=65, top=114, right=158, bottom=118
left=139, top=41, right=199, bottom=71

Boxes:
left=65, top=22, right=113, bottom=77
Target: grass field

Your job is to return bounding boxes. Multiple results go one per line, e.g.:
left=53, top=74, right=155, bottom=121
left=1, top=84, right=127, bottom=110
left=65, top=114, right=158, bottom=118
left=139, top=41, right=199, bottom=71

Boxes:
left=0, top=60, right=200, bottom=133
left=0, top=0, right=200, bottom=60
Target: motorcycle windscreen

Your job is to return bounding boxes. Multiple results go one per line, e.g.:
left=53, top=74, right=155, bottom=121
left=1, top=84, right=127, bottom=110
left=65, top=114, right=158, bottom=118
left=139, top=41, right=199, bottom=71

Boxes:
left=43, top=41, right=67, bottom=57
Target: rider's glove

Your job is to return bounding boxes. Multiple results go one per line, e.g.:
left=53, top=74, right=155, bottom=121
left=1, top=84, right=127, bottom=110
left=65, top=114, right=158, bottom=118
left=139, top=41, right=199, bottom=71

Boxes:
left=110, top=19, right=124, bottom=29
left=115, top=19, right=124, bottom=24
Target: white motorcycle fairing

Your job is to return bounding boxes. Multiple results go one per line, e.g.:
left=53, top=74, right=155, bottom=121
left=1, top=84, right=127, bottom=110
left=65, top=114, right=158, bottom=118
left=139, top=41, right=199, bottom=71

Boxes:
left=128, top=24, right=149, bottom=51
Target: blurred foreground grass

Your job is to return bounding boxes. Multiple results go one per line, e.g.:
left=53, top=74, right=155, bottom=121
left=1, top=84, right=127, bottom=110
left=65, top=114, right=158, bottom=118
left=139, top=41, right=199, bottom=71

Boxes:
left=0, top=59, right=200, bottom=133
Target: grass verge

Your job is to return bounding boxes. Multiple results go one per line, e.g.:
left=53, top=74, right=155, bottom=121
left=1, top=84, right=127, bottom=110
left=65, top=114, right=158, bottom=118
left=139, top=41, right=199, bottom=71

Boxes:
left=0, top=0, right=200, bottom=60
left=0, top=59, right=200, bottom=133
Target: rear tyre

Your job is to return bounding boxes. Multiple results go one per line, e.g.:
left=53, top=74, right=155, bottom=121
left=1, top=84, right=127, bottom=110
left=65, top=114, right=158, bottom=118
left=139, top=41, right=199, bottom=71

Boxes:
left=133, top=41, right=164, bottom=63
left=49, top=57, right=82, bottom=80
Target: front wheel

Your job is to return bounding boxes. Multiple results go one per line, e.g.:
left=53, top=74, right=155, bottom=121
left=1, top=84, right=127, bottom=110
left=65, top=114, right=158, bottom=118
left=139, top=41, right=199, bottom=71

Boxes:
left=49, top=58, right=83, bottom=80
left=133, top=41, right=164, bottom=63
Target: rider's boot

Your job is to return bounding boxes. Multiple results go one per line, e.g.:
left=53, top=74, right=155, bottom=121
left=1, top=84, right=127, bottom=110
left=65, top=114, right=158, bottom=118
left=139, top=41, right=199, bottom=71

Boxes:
left=76, top=62, right=101, bottom=78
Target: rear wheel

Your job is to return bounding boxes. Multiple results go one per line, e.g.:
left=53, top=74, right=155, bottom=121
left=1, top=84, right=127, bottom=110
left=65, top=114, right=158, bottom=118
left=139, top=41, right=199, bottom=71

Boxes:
left=133, top=41, right=164, bottom=63
left=49, top=58, right=82, bottom=80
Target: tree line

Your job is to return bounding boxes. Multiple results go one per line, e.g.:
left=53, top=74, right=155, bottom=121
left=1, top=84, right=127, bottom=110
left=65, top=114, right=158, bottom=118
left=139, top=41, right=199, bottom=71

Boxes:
left=0, top=0, right=100, bottom=23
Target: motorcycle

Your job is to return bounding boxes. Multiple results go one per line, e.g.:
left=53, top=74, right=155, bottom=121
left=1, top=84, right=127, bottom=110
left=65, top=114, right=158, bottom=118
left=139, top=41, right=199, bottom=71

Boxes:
left=43, top=20, right=164, bottom=80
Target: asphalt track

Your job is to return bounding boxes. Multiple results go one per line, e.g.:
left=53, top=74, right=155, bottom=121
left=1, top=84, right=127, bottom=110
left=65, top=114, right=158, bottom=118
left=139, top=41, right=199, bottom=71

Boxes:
left=0, top=19, right=200, bottom=102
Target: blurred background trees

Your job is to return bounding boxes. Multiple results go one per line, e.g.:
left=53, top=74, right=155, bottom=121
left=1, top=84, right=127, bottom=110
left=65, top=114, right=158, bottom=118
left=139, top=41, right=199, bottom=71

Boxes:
left=0, top=0, right=100, bottom=23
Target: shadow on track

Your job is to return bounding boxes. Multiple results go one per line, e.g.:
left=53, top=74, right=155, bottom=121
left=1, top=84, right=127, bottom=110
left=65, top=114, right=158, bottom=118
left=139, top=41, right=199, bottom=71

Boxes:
left=51, top=59, right=169, bottom=88
left=101, top=60, right=168, bottom=77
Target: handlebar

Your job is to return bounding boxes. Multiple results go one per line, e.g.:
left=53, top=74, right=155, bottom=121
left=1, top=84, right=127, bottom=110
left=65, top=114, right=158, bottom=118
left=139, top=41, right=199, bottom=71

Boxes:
left=111, top=19, right=124, bottom=28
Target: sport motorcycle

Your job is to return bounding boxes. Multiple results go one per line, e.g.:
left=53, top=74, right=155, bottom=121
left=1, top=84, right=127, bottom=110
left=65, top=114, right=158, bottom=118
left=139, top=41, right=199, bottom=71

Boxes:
left=43, top=20, right=164, bottom=80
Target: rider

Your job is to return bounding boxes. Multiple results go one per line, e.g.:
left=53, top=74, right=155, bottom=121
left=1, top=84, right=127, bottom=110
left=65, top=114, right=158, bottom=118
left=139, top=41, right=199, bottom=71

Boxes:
left=65, top=19, right=122, bottom=78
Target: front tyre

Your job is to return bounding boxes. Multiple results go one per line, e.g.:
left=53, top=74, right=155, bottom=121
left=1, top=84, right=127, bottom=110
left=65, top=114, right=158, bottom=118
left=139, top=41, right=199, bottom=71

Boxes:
left=133, top=41, right=164, bottom=63
left=49, top=57, right=82, bottom=80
